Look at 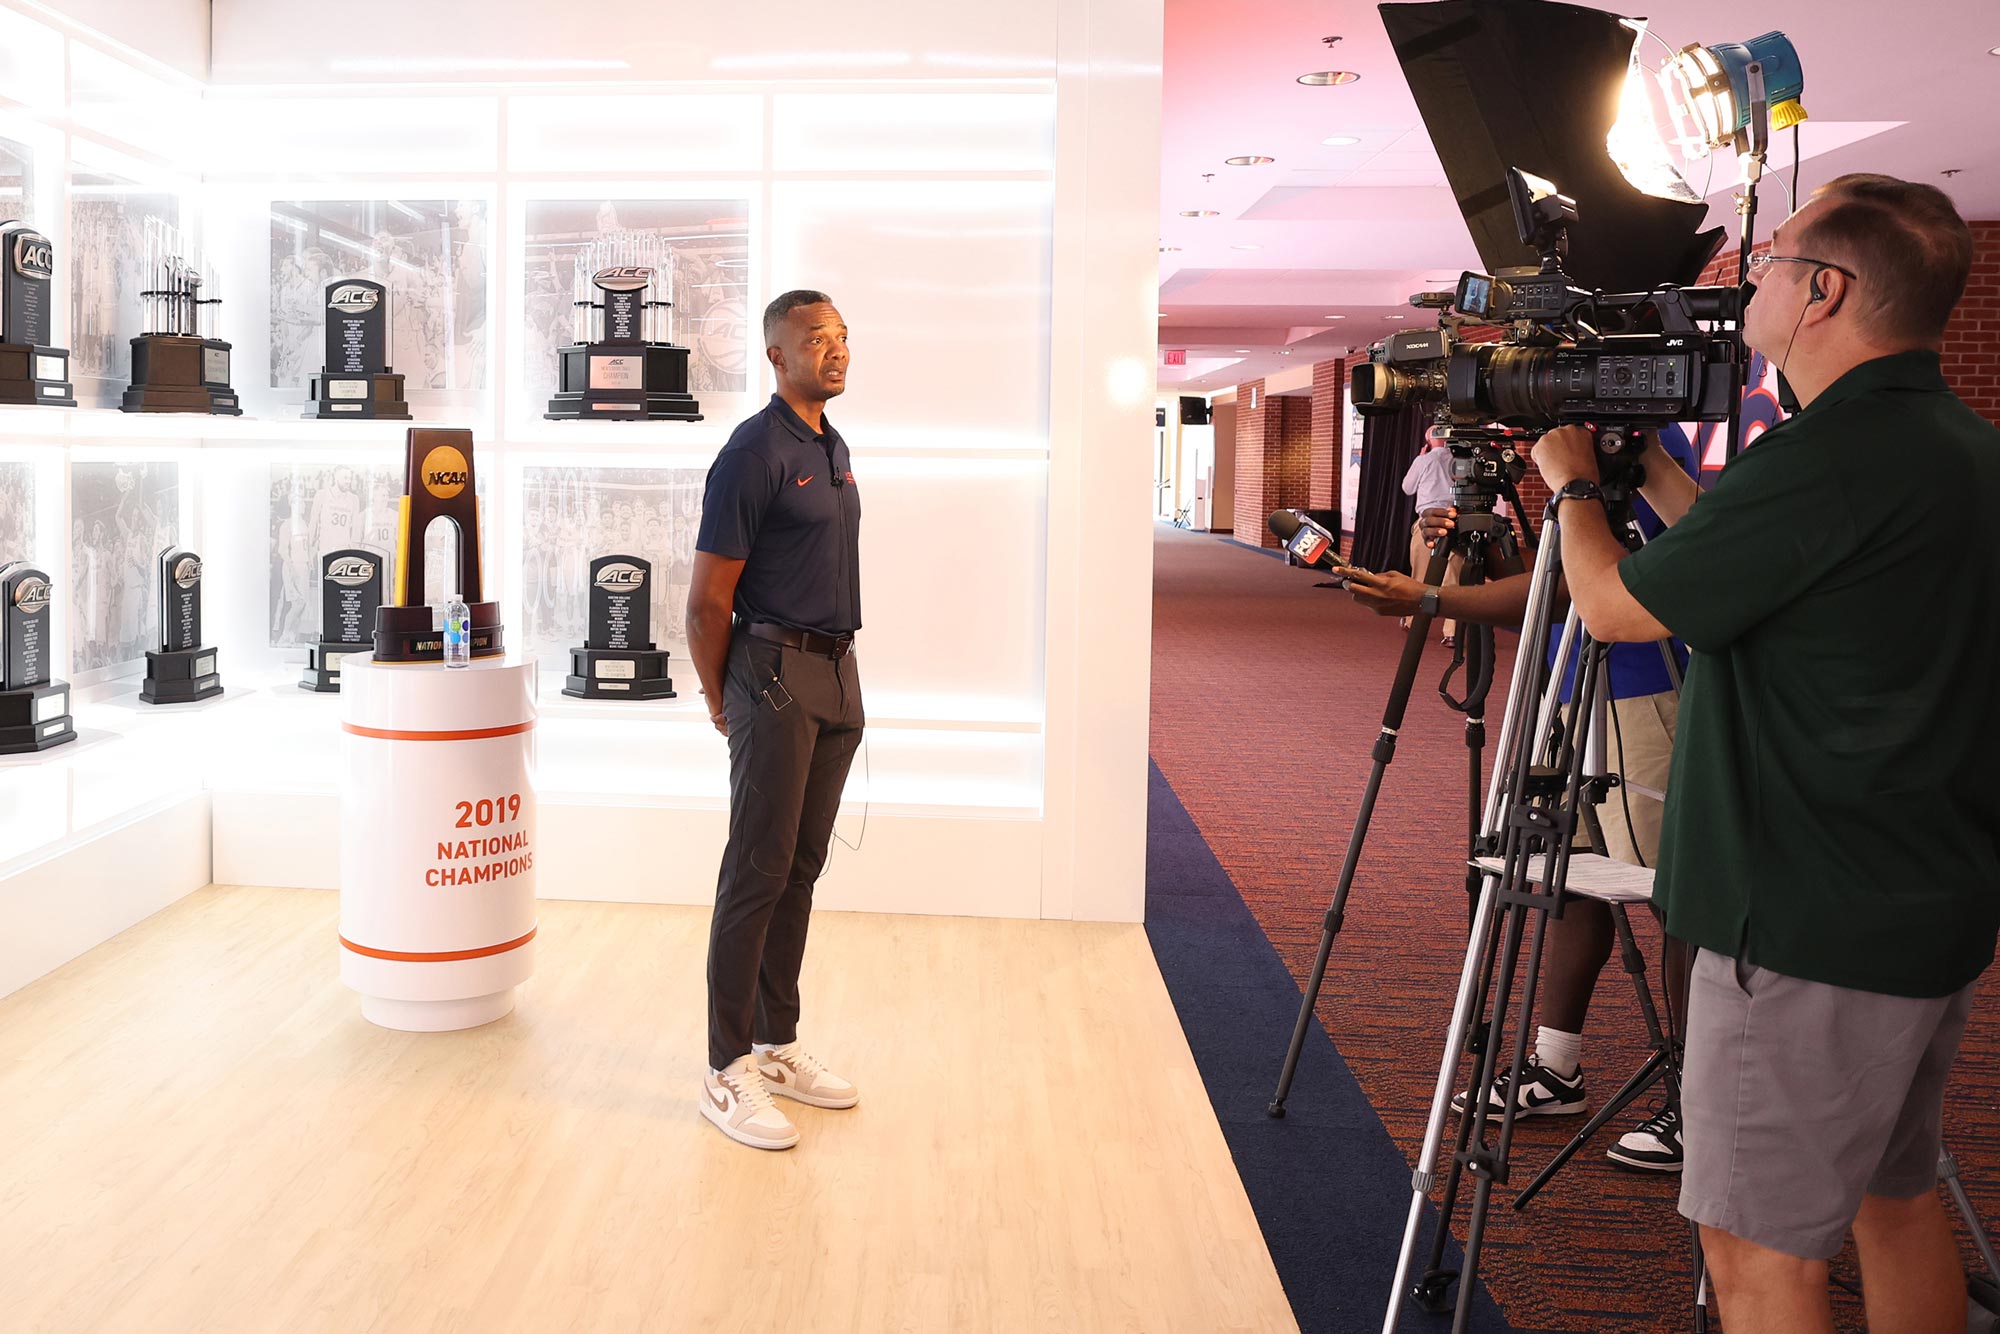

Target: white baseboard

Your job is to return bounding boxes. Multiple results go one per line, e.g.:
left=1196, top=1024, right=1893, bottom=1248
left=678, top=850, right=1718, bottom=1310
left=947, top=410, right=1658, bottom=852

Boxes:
left=0, top=794, right=212, bottom=1001
left=212, top=790, right=1045, bottom=919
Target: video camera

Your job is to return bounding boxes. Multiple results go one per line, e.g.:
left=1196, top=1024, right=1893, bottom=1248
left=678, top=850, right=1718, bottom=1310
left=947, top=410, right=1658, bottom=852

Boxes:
left=1352, top=168, right=1742, bottom=496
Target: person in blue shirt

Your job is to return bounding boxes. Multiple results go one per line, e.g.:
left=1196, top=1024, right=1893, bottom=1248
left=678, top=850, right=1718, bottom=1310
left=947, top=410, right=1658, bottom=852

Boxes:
left=1344, top=424, right=1698, bottom=1172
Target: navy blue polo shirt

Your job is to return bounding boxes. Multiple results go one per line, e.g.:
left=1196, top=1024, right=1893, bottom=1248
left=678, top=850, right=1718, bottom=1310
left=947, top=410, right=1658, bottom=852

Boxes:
left=696, top=394, right=862, bottom=636
left=1548, top=423, right=1694, bottom=701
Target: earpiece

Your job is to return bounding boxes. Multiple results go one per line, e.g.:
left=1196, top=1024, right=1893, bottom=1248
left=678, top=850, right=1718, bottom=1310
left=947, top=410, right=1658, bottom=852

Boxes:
left=1808, top=268, right=1828, bottom=304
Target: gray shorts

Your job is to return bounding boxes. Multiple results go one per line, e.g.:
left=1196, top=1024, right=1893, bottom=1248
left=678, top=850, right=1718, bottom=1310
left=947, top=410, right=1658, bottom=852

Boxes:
left=1679, top=948, right=1976, bottom=1260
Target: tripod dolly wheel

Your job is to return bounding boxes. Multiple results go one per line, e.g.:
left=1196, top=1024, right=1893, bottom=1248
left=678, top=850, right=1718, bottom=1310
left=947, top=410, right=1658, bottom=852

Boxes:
left=1265, top=1099, right=1287, bottom=1118
left=1412, top=1270, right=1458, bottom=1314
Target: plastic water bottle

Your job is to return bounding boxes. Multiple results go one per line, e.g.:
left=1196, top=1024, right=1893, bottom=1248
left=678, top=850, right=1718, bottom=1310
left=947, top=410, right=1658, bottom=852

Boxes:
left=443, top=593, right=470, bottom=669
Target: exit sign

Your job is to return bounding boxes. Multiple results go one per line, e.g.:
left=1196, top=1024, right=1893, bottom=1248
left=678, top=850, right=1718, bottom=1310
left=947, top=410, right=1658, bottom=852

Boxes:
left=1164, top=349, right=1186, bottom=366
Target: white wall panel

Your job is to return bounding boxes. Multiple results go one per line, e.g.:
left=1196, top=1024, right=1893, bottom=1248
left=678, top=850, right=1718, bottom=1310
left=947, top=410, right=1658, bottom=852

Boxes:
left=200, top=96, right=502, bottom=176
left=770, top=180, right=1053, bottom=449
left=772, top=92, right=1055, bottom=173
left=507, top=95, right=765, bottom=175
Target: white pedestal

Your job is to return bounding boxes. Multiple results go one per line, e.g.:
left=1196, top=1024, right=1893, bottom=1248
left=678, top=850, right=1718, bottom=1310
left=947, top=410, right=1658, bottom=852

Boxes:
left=339, top=656, right=538, bottom=1032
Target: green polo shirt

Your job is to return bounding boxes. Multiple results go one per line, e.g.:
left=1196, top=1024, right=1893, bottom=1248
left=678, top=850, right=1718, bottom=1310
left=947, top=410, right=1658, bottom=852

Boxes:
left=1618, top=350, right=2000, bottom=997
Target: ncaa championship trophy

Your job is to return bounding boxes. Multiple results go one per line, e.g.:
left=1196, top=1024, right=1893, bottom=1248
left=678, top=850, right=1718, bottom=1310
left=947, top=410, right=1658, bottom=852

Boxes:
left=544, top=237, right=703, bottom=421
left=0, top=222, right=76, bottom=406
left=0, top=562, right=77, bottom=753
left=306, top=278, right=411, bottom=419
left=122, top=219, right=240, bottom=415
left=301, top=549, right=387, bottom=691
left=563, top=554, right=676, bottom=699
left=141, top=547, right=224, bottom=704
left=372, top=427, right=504, bottom=662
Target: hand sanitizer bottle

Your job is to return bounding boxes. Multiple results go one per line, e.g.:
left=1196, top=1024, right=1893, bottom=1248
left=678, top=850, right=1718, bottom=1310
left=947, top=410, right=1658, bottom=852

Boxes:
left=443, top=593, right=470, bottom=668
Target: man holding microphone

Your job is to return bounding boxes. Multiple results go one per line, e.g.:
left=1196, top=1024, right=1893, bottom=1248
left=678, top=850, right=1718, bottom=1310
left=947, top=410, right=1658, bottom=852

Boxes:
left=686, top=290, right=864, bottom=1150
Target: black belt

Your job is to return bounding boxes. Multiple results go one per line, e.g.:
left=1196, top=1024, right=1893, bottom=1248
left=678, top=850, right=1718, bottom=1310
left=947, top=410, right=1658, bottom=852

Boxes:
left=743, top=621, right=854, bottom=659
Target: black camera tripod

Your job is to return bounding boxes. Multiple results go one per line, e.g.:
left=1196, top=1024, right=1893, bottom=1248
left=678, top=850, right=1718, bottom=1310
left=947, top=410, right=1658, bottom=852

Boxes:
left=1267, top=428, right=1529, bottom=1118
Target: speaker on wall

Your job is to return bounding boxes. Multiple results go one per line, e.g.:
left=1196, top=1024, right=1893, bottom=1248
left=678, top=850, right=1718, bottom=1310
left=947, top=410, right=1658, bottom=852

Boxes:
left=1178, top=396, right=1210, bottom=426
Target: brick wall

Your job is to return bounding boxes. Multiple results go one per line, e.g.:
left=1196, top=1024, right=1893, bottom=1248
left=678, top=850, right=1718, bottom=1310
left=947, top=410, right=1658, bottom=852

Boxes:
left=1275, top=396, right=1312, bottom=509
left=1942, top=220, right=2000, bottom=425
left=1309, top=358, right=1343, bottom=511
left=1230, top=379, right=1271, bottom=545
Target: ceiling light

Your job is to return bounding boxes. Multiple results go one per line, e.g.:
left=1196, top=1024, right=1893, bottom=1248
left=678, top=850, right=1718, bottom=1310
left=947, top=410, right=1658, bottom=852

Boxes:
left=1989, top=45, right=2000, bottom=55
left=1157, top=310, right=1167, bottom=316
left=1224, top=155, right=1275, bottom=166
left=1230, top=243, right=1261, bottom=250
left=1233, top=349, right=1250, bottom=353
left=1279, top=349, right=1292, bottom=355
left=1178, top=209, right=1220, bottom=218
left=1298, top=71, right=1360, bottom=86
left=1320, top=135, right=1360, bottom=146
left=1159, top=245, right=1180, bottom=252
left=1324, top=314, right=1346, bottom=320
left=1385, top=314, right=1405, bottom=320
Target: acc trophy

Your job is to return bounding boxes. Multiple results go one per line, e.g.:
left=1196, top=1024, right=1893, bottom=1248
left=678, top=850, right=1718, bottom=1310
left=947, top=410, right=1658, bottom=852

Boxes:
left=0, top=563, right=77, bottom=753
left=141, top=546, right=223, bottom=704
left=563, top=554, right=676, bottom=699
left=544, top=237, right=703, bottom=421
left=0, top=222, right=76, bottom=406
left=301, top=549, right=386, bottom=691
left=122, top=219, right=239, bottom=415
left=373, top=427, right=504, bottom=662
left=306, top=278, right=411, bottom=419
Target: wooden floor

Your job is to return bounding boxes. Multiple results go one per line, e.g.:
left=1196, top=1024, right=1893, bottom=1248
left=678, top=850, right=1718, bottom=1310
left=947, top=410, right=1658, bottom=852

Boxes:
left=0, top=887, right=1296, bottom=1334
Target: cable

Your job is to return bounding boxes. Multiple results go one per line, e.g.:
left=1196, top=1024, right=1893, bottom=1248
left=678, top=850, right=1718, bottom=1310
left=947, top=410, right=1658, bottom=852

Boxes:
left=1793, top=122, right=1803, bottom=201
left=1608, top=690, right=1645, bottom=869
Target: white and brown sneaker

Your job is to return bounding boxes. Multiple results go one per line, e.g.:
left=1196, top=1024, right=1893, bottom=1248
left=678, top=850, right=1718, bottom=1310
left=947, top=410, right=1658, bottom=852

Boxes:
left=700, top=1055, right=800, bottom=1150
left=754, top=1041, right=860, bottom=1109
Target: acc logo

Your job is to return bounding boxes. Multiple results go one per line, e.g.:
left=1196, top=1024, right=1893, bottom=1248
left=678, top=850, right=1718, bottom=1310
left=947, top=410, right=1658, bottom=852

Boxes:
left=327, top=556, right=376, bottom=586
left=593, top=266, right=654, bottom=292
left=328, top=283, right=381, bottom=315
left=421, top=444, right=470, bottom=500
left=12, top=231, right=52, bottom=281
left=12, top=575, right=50, bottom=614
left=594, top=562, right=647, bottom=591
left=173, top=556, right=202, bottom=589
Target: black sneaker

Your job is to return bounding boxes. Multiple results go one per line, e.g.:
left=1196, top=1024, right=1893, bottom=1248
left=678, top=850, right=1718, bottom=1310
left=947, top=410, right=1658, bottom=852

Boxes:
left=1450, top=1060, right=1588, bottom=1117
left=1607, top=1103, right=1683, bottom=1173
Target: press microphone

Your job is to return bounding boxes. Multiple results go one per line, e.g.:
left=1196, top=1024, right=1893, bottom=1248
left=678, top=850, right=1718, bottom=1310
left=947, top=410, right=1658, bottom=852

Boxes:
left=1268, top=509, right=1341, bottom=570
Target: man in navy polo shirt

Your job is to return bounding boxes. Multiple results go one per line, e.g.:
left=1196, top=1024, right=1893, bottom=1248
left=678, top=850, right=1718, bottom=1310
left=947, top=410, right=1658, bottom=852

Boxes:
left=686, top=290, right=864, bottom=1150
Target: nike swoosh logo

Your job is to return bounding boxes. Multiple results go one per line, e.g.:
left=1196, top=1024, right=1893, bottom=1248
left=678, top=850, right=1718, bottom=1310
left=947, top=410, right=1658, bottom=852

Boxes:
left=765, top=1064, right=788, bottom=1083
left=707, top=1087, right=729, bottom=1113
left=796, top=476, right=815, bottom=487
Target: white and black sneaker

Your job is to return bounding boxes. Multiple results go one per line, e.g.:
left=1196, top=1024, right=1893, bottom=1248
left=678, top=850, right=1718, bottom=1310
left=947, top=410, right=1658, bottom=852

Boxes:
left=1607, top=1103, right=1683, bottom=1173
left=1450, top=1060, right=1587, bottom=1118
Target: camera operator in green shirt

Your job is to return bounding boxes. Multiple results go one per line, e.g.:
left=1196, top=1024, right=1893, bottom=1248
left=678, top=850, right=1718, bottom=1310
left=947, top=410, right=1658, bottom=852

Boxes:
left=1531, top=174, right=1999, bottom=1333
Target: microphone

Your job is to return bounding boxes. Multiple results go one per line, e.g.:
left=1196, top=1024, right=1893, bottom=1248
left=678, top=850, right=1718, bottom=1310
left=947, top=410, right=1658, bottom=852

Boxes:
left=1268, top=509, right=1342, bottom=570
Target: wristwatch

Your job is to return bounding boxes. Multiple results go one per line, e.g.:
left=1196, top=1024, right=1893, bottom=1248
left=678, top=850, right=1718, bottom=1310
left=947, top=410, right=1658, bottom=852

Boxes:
left=1418, top=585, right=1443, bottom=618
left=1554, top=479, right=1606, bottom=514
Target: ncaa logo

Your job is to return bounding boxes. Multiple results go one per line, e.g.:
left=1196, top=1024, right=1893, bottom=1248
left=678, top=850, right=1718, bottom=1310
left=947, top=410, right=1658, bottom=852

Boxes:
left=12, top=574, right=50, bottom=614
left=594, top=562, right=647, bottom=591
left=327, top=556, right=376, bottom=586
left=421, top=444, right=470, bottom=499
left=328, top=283, right=380, bottom=315
left=173, top=556, right=203, bottom=589
left=593, top=266, right=653, bottom=292
left=12, top=231, right=52, bottom=281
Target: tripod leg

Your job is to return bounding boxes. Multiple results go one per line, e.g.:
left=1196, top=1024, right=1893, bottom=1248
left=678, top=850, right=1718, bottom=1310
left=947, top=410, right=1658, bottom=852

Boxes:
left=1515, top=1048, right=1667, bottom=1210
left=1942, top=1146, right=2000, bottom=1289
left=1269, top=540, right=1457, bottom=1116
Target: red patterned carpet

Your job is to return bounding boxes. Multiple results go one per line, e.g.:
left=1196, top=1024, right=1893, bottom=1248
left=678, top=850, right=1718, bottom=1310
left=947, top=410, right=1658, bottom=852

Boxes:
left=1148, top=523, right=2000, bottom=1332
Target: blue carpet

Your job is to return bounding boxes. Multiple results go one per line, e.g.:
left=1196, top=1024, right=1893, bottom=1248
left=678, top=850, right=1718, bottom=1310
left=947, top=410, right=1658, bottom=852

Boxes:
left=1145, top=760, right=1514, bottom=1334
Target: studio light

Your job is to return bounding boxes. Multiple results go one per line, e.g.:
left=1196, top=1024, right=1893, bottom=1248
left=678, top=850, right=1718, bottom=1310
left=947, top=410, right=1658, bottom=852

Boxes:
left=1665, top=33, right=1807, bottom=152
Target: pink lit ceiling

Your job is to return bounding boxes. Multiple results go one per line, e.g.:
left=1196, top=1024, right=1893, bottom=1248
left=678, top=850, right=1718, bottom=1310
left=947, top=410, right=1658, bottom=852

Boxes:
left=1161, top=0, right=1998, bottom=392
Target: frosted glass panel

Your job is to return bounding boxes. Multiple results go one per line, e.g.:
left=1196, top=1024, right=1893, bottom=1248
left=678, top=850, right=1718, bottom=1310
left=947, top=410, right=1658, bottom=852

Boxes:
left=773, top=93, right=1054, bottom=172
left=70, top=46, right=199, bottom=164
left=848, top=460, right=1045, bottom=719
left=202, top=96, right=500, bottom=176
left=68, top=459, right=180, bottom=675
left=770, top=180, right=1051, bottom=446
left=0, top=10, right=63, bottom=114
left=507, top=95, right=763, bottom=173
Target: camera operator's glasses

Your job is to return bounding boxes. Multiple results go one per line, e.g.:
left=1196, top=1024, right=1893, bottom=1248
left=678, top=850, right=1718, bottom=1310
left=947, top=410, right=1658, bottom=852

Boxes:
left=1746, top=253, right=1858, bottom=281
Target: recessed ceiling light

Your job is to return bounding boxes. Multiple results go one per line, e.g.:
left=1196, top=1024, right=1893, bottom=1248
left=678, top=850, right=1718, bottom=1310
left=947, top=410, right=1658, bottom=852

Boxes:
left=1224, top=155, right=1275, bottom=166
left=1324, top=314, right=1347, bottom=320
left=1991, top=44, right=2000, bottom=55
left=1233, top=348, right=1251, bottom=353
left=1159, top=245, right=1180, bottom=252
left=1230, top=243, right=1261, bottom=251
left=1179, top=209, right=1220, bottom=218
left=1298, top=71, right=1360, bottom=86
left=1279, top=349, right=1293, bottom=355
left=1321, top=135, right=1360, bottom=146
left=1157, top=310, right=1167, bottom=316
